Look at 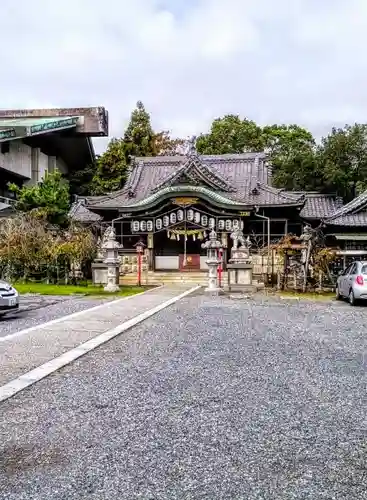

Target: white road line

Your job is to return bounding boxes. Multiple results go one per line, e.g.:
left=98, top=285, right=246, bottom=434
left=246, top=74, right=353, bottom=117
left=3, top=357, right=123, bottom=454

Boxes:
left=0, top=285, right=163, bottom=343
left=0, top=285, right=200, bottom=403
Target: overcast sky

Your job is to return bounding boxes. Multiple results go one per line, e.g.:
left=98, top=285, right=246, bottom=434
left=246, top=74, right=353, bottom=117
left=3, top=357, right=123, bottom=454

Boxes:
left=1, top=0, right=366, bottom=152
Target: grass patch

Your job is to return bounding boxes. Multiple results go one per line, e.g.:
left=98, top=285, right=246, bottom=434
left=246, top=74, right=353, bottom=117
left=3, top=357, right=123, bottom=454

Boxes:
left=14, top=282, right=145, bottom=297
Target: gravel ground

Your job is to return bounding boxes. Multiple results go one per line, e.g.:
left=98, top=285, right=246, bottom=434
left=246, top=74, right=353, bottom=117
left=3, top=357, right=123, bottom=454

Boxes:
left=0, top=295, right=114, bottom=338
left=0, top=294, right=366, bottom=499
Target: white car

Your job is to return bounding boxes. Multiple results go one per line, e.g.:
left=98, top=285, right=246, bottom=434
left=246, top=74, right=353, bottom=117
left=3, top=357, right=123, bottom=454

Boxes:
left=0, top=280, right=19, bottom=316
left=336, top=260, right=367, bottom=305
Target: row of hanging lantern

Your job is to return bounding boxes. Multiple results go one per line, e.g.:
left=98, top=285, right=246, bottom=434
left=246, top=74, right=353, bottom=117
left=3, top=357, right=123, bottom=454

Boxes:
left=131, top=209, right=244, bottom=233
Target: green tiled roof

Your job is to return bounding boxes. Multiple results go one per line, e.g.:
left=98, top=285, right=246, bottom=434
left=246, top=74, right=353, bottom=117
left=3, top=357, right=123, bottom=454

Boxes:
left=0, top=116, right=79, bottom=141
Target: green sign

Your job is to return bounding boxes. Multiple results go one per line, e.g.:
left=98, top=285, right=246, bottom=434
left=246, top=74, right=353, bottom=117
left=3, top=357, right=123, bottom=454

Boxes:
left=30, top=117, right=78, bottom=135
left=0, top=129, right=16, bottom=140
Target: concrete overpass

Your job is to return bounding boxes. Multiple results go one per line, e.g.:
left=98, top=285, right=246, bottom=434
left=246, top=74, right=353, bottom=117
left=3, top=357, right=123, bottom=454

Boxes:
left=0, top=107, right=108, bottom=199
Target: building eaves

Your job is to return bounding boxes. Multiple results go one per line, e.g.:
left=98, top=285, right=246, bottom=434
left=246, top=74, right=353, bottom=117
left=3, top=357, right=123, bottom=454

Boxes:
left=325, top=190, right=367, bottom=222
left=69, top=201, right=102, bottom=223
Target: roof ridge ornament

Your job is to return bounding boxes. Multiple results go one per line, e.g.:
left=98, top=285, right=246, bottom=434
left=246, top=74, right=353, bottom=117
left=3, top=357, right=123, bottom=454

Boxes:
left=186, top=135, right=198, bottom=157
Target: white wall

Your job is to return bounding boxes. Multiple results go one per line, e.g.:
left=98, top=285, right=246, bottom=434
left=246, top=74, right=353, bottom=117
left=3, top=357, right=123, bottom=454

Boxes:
left=0, top=141, right=32, bottom=179
left=155, top=256, right=179, bottom=270
left=38, top=151, right=49, bottom=181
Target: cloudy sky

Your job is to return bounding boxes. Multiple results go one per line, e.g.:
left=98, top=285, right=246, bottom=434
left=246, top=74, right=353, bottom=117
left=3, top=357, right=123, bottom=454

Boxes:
left=1, top=0, right=366, bottom=152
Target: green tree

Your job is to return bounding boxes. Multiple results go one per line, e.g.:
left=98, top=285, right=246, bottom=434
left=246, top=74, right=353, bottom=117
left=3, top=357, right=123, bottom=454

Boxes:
left=196, top=115, right=319, bottom=191
left=67, top=163, right=96, bottom=196
left=318, top=124, right=367, bottom=200
left=91, top=138, right=128, bottom=195
left=271, top=147, right=322, bottom=191
left=153, top=130, right=185, bottom=156
left=8, top=170, right=70, bottom=227
left=89, top=102, right=185, bottom=196
left=196, top=115, right=264, bottom=154
left=263, top=124, right=318, bottom=191
left=262, top=124, right=315, bottom=158
left=124, top=101, right=156, bottom=159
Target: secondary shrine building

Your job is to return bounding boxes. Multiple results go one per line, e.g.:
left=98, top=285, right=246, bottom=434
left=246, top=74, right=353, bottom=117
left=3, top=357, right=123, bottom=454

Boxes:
left=83, top=146, right=313, bottom=272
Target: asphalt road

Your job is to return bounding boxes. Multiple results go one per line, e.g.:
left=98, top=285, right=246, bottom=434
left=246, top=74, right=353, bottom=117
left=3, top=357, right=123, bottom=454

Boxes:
left=0, top=295, right=113, bottom=338
left=0, top=294, right=366, bottom=499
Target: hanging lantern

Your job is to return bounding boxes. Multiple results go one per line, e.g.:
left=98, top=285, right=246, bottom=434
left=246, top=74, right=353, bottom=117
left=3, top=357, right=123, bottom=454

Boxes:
left=156, top=218, right=162, bottom=230
left=194, top=211, right=200, bottom=223
left=218, top=220, right=225, bottom=230
left=170, top=212, right=177, bottom=224
left=232, top=219, right=239, bottom=229
left=177, top=209, right=184, bottom=221
left=132, top=221, right=140, bottom=232
left=225, top=220, right=232, bottom=231
left=187, top=209, right=194, bottom=221
left=147, top=220, right=153, bottom=232
left=163, top=216, right=169, bottom=227
left=201, top=215, right=208, bottom=226
left=209, top=218, right=215, bottom=228
left=140, top=221, right=147, bottom=231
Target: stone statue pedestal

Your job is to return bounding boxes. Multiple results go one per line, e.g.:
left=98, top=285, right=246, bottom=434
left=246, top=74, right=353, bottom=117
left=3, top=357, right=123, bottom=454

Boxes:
left=201, top=230, right=224, bottom=295
left=227, top=247, right=257, bottom=293
left=92, top=226, right=121, bottom=291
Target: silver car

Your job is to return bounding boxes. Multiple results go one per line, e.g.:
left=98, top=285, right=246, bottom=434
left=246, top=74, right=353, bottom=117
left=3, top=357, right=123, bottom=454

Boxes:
left=0, top=280, right=19, bottom=316
left=336, top=260, right=367, bottom=305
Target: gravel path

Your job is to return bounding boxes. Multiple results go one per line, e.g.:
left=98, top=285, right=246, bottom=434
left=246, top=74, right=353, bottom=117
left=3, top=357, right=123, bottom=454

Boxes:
left=0, top=294, right=366, bottom=499
left=0, top=295, right=114, bottom=338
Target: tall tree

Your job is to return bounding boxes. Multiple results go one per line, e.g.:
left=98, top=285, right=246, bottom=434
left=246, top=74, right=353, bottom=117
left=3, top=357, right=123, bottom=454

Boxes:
left=152, top=130, right=185, bottom=156
left=263, top=124, right=318, bottom=191
left=271, top=147, right=321, bottom=191
left=123, top=101, right=156, bottom=159
left=67, top=163, right=96, bottom=197
left=262, top=124, right=315, bottom=158
left=318, top=124, right=367, bottom=200
left=8, top=170, right=70, bottom=227
left=89, top=102, right=185, bottom=196
left=196, top=115, right=264, bottom=154
left=91, top=138, right=128, bottom=195
left=196, top=115, right=319, bottom=191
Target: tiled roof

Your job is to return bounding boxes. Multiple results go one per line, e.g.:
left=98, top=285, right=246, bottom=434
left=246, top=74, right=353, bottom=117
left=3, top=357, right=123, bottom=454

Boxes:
left=297, top=193, right=343, bottom=219
left=323, top=190, right=367, bottom=226
left=325, top=212, right=367, bottom=226
left=87, top=152, right=304, bottom=210
left=69, top=201, right=102, bottom=223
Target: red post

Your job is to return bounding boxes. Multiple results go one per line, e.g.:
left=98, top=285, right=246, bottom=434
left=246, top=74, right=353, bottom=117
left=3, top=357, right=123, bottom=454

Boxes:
left=135, top=239, right=145, bottom=287
left=218, top=248, right=222, bottom=288
left=137, top=252, right=142, bottom=287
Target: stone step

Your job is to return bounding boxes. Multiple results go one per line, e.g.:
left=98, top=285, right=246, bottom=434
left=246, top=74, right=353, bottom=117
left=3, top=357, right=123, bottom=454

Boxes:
left=119, top=271, right=263, bottom=287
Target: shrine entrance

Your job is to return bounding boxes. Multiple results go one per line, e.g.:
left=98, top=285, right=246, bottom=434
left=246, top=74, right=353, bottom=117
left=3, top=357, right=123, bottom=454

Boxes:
left=154, top=223, right=209, bottom=271
left=117, top=200, right=245, bottom=272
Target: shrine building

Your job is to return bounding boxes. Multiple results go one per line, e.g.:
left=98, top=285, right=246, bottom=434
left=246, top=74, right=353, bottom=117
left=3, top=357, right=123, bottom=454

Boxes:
left=81, top=141, right=317, bottom=273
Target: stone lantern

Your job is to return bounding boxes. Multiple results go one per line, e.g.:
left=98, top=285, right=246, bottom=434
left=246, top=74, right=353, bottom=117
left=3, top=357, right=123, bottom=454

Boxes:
left=201, top=229, right=223, bottom=293
left=102, top=225, right=121, bottom=292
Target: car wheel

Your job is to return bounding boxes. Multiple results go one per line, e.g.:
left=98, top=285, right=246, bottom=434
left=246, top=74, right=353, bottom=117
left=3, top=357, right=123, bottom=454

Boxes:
left=335, top=286, right=342, bottom=300
left=349, top=289, right=356, bottom=306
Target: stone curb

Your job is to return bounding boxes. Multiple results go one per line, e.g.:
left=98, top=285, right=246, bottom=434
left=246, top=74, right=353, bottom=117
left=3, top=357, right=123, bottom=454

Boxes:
left=0, top=285, right=201, bottom=403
